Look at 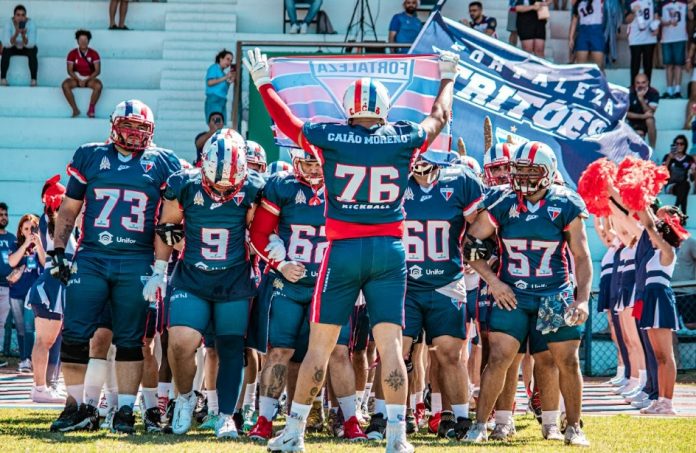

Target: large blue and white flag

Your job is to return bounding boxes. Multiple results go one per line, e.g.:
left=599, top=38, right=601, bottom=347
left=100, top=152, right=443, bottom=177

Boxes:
left=410, top=12, right=651, bottom=186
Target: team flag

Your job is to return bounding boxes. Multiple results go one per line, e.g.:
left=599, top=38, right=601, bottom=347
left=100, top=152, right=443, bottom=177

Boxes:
left=410, top=12, right=651, bottom=185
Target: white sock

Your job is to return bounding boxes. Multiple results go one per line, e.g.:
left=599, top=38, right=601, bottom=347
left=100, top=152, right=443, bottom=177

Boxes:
left=83, top=359, right=108, bottom=407
left=386, top=404, right=406, bottom=424
left=105, top=350, right=118, bottom=400
left=541, top=410, right=560, bottom=426
left=452, top=403, right=470, bottom=420
left=315, top=387, right=325, bottom=403
left=431, top=392, right=443, bottom=413
left=363, top=383, right=372, bottom=403
left=660, top=397, right=672, bottom=407
left=142, top=387, right=158, bottom=410
left=106, top=389, right=118, bottom=408
left=338, top=395, right=356, bottom=419
left=118, top=394, right=137, bottom=409
left=355, top=391, right=363, bottom=410
left=288, top=402, right=311, bottom=425
left=614, top=366, right=625, bottom=379
left=375, top=398, right=386, bottom=416
left=206, top=389, right=219, bottom=415
left=495, top=410, right=513, bottom=425
left=243, top=383, right=256, bottom=407
left=414, top=392, right=423, bottom=405
left=66, top=384, right=84, bottom=405
left=157, top=382, right=172, bottom=399
left=259, top=395, right=277, bottom=419
left=409, top=394, right=417, bottom=409
left=35, top=384, right=47, bottom=392
left=638, top=370, right=647, bottom=387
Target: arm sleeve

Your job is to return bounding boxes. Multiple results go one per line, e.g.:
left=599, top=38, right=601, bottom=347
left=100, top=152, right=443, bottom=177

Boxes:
left=248, top=202, right=282, bottom=269
left=563, top=190, right=590, bottom=228
left=163, top=171, right=186, bottom=202
left=206, top=64, right=221, bottom=81
left=92, top=49, right=101, bottom=63
left=65, top=146, right=90, bottom=199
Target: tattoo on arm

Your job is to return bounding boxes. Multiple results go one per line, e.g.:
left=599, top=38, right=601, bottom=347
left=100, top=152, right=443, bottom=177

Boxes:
left=55, top=213, right=76, bottom=249
left=385, top=369, right=406, bottom=391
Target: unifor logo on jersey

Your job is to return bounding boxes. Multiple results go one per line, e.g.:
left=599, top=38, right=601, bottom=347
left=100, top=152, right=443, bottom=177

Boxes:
left=99, top=156, right=110, bottom=171
left=194, top=191, right=205, bottom=206
left=233, top=192, right=245, bottom=206
left=295, top=190, right=307, bottom=205
left=440, top=187, right=454, bottom=201
left=409, top=264, right=423, bottom=280
left=548, top=206, right=561, bottom=221
left=404, top=187, right=414, bottom=201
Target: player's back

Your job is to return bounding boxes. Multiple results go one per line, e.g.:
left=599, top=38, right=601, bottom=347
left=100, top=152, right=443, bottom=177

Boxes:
left=302, top=120, right=427, bottom=240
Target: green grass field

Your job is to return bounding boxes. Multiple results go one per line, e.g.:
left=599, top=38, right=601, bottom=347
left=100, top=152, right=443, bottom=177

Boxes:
left=1, top=409, right=694, bottom=452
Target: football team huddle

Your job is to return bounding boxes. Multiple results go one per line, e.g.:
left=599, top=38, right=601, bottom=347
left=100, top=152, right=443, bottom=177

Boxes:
left=40, top=48, right=594, bottom=452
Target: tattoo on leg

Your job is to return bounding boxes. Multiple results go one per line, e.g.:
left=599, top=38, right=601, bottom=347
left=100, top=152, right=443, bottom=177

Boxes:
left=260, top=363, right=287, bottom=398
left=312, top=366, right=324, bottom=385
left=385, top=369, right=406, bottom=391
left=304, top=386, right=320, bottom=405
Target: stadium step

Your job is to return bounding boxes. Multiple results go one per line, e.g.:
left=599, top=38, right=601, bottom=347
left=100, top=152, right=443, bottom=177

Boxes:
left=161, top=69, right=205, bottom=81
left=31, top=29, right=165, bottom=59
left=162, top=49, right=214, bottom=61
left=160, top=78, right=201, bottom=91
left=165, top=20, right=235, bottom=33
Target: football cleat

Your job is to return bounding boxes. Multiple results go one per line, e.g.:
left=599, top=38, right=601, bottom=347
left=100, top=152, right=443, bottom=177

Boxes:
left=305, top=400, right=325, bottom=433
left=365, top=413, right=387, bottom=441
left=428, top=411, right=441, bottom=434
left=111, top=405, right=136, bottom=434
left=463, top=422, right=488, bottom=443
left=215, top=413, right=239, bottom=439
left=489, top=422, right=516, bottom=441
left=437, top=411, right=456, bottom=438
left=199, top=413, right=219, bottom=431
left=528, top=387, right=543, bottom=424
left=564, top=425, right=590, bottom=447
left=414, top=402, right=426, bottom=429
left=343, top=415, right=367, bottom=441
left=267, top=428, right=305, bottom=452
left=31, top=385, right=65, bottom=404
left=193, top=391, right=207, bottom=424
left=50, top=403, right=99, bottom=432
left=248, top=415, right=273, bottom=441
left=328, top=409, right=344, bottom=438
left=157, top=396, right=169, bottom=418
left=171, top=392, right=197, bottom=434
left=448, top=416, right=473, bottom=440
left=143, top=407, right=163, bottom=433
left=241, top=404, right=258, bottom=433
left=542, top=424, right=564, bottom=441
left=100, top=408, right=115, bottom=430
left=405, top=409, right=417, bottom=435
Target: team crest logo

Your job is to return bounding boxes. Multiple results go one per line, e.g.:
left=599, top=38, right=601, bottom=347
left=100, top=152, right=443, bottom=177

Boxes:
left=408, top=265, right=423, bottom=280
left=98, top=231, right=113, bottom=246
left=233, top=192, right=245, bottom=206
left=194, top=262, right=209, bottom=271
left=404, top=187, right=414, bottom=201
left=548, top=206, right=561, bottom=221
left=295, top=190, right=307, bottom=205
left=440, top=187, right=454, bottom=201
left=514, top=280, right=528, bottom=290
left=509, top=204, right=520, bottom=219
left=273, top=279, right=284, bottom=290
left=140, top=161, right=154, bottom=173
left=194, top=191, right=205, bottom=206
left=99, top=156, right=111, bottom=171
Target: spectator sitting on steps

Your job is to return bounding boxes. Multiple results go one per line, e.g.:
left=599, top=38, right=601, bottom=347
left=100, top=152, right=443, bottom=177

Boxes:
left=62, top=30, right=102, bottom=118
left=1, top=4, right=38, bottom=87
left=627, top=73, right=659, bottom=148
left=286, top=0, right=323, bottom=34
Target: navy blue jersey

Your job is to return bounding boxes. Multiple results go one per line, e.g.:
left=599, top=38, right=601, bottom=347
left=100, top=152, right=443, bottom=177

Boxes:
left=164, top=168, right=265, bottom=271
left=66, top=143, right=181, bottom=258
left=0, top=232, right=17, bottom=287
left=262, top=173, right=327, bottom=287
left=302, top=121, right=426, bottom=231
left=9, top=250, right=42, bottom=299
left=403, top=167, right=484, bottom=290
left=485, top=185, right=588, bottom=295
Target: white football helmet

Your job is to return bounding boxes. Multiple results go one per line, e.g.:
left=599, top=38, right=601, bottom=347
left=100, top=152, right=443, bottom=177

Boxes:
left=200, top=128, right=247, bottom=203
left=246, top=140, right=268, bottom=173
left=266, top=160, right=293, bottom=176
left=483, top=142, right=516, bottom=186
left=110, top=99, right=155, bottom=152
left=290, top=148, right=323, bottom=187
left=458, top=155, right=482, bottom=176
left=342, top=77, right=390, bottom=121
left=510, top=141, right=557, bottom=196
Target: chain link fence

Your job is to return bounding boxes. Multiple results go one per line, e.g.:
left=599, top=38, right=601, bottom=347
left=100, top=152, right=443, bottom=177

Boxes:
left=582, top=281, right=696, bottom=376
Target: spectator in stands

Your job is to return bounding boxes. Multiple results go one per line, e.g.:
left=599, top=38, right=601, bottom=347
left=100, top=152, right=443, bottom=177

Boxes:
left=552, top=0, right=568, bottom=11
left=61, top=30, right=102, bottom=118
left=205, top=49, right=235, bottom=124
left=0, top=4, right=38, bottom=87
left=194, top=111, right=225, bottom=166
left=569, top=0, right=606, bottom=69
left=507, top=0, right=519, bottom=45
left=389, top=0, right=424, bottom=53
left=663, top=135, right=695, bottom=213
left=627, top=73, right=659, bottom=148
left=660, top=0, right=688, bottom=98
left=109, top=0, right=130, bottom=30
left=626, top=0, right=659, bottom=83
left=0, top=203, right=15, bottom=366
left=7, top=214, right=44, bottom=374
left=515, top=0, right=549, bottom=58
left=286, top=0, right=323, bottom=34
left=461, top=2, right=498, bottom=37
left=674, top=236, right=696, bottom=281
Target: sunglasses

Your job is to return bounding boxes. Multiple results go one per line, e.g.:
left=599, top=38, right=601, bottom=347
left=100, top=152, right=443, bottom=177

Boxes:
left=675, top=142, right=687, bottom=146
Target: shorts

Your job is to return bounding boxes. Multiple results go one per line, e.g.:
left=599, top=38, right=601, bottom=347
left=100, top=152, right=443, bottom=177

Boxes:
left=63, top=255, right=152, bottom=349
left=517, top=17, right=546, bottom=41
left=351, top=304, right=371, bottom=352
left=575, top=24, right=605, bottom=52
left=246, top=271, right=277, bottom=353
left=168, top=288, right=250, bottom=337
left=403, top=288, right=467, bottom=344
left=506, top=10, right=517, bottom=32
left=488, top=291, right=582, bottom=355
left=311, top=237, right=406, bottom=328
left=662, top=41, right=686, bottom=66
left=268, top=283, right=314, bottom=350
left=27, top=271, right=64, bottom=321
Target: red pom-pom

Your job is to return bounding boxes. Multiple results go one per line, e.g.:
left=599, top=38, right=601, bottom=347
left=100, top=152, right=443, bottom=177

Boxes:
left=42, top=174, right=66, bottom=212
left=616, top=157, right=668, bottom=211
left=578, top=158, right=616, bottom=216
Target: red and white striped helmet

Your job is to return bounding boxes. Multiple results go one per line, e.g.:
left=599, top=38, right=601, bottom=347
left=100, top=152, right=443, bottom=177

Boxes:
left=342, top=78, right=390, bottom=120
left=200, top=128, right=248, bottom=203
left=483, top=142, right=516, bottom=186
left=110, top=99, right=155, bottom=152
left=246, top=140, right=268, bottom=173
left=290, top=148, right=323, bottom=187
left=510, top=141, right=557, bottom=195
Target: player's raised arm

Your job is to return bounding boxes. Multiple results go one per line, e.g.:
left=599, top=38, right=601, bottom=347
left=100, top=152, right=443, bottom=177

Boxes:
left=420, top=51, right=460, bottom=147
left=244, top=48, right=308, bottom=151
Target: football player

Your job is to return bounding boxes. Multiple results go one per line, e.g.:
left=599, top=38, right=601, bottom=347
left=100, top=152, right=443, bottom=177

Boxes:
left=49, top=100, right=181, bottom=434
left=463, top=142, right=592, bottom=446
left=245, top=47, right=458, bottom=453
left=246, top=140, right=268, bottom=174
left=143, top=128, right=264, bottom=439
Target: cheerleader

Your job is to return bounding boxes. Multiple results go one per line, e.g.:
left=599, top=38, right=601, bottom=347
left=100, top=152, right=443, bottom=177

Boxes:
left=634, top=206, right=688, bottom=415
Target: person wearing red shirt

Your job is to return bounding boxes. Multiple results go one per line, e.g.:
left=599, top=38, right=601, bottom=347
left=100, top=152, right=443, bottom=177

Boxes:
left=61, top=29, right=102, bottom=118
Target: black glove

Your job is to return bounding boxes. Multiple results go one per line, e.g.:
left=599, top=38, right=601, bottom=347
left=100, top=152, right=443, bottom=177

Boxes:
left=155, top=223, right=185, bottom=246
left=50, top=247, right=71, bottom=285
left=463, top=235, right=496, bottom=262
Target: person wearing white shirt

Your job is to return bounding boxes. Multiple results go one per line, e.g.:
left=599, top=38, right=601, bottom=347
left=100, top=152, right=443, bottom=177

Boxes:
left=625, top=0, right=660, bottom=83
left=0, top=4, right=38, bottom=86
left=660, top=0, right=689, bottom=98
